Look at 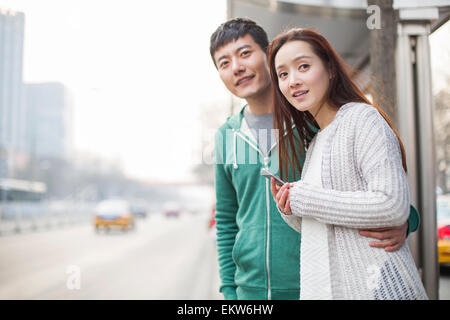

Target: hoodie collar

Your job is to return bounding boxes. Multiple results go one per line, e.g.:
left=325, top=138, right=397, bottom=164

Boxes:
left=224, top=105, right=246, bottom=130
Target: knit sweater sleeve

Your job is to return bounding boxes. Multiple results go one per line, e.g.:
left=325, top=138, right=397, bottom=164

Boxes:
left=277, top=204, right=302, bottom=233
left=289, top=107, right=410, bottom=229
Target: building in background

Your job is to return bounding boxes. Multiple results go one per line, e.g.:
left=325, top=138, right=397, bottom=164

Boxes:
left=0, top=8, right=74, bottom=200
left=0, top=9, right=25, bottom=178
left=23, top=82, right=74, bottom=161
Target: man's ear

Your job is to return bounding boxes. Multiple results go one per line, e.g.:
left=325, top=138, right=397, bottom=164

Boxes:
left=212, top=58, right=219, bottom=70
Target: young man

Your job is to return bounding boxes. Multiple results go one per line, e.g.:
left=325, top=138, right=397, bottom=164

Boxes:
left=210, top=18, right=420, bottom=300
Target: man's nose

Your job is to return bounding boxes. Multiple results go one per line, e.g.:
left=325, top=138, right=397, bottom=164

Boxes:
left=232, top=59, right=245, bottom=75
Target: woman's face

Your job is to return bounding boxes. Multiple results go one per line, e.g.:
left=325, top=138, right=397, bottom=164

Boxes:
left=274, top=40, right=331, bottom=115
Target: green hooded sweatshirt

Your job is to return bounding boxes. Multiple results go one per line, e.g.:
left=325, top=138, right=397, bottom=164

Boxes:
left=214, top=105, right=420, bottom=300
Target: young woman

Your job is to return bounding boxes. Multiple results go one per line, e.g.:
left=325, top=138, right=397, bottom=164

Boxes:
left=268, top=28, right=428, bottom=300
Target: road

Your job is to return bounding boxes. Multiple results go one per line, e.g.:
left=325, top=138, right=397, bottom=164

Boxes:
left=0, top=212, right=222, bottom=300
left=0, top=211, right=449, bottom=300
left=440, top=265, right=450, bottom=300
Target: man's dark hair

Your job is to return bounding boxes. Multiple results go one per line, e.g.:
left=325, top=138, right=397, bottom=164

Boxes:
left=209, top=17, right=269, bottom=67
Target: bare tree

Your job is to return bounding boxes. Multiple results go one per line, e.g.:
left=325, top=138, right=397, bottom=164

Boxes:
left=434, top=81, right=450, bottom=193
left=367, top=0, right=398, bottom=126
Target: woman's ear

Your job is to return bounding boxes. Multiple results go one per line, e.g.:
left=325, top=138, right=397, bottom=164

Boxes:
left=327, top=64, right=334, bottom=80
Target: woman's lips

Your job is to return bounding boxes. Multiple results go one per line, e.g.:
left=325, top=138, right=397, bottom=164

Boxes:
left=292, top=90, right=309, bottom=101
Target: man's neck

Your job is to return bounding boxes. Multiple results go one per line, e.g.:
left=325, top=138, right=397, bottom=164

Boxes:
left=245, top=83, right=274, bottom=115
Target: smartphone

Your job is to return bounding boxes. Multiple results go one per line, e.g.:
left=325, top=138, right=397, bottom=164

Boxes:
left=260, top=168, right=285, bottom=186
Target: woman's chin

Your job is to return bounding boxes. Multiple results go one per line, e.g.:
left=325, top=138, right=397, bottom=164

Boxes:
left=291, top=103, right=311, bottom=112
left=286, top=97, right=311, bottom=112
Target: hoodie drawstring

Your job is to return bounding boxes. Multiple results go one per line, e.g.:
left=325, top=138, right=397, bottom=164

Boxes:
left=233, top=129, right=238, bottom=169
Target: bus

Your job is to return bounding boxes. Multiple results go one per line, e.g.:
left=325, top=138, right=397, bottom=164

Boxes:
left=0, top=178, right=47, bottom=202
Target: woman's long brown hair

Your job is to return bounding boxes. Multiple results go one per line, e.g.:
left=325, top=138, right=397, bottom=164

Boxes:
left=267, top=28, right=407, bottom=181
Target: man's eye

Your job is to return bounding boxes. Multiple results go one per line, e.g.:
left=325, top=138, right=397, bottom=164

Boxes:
left=220, top=61, right=229, bottom=68
left=299, top=64, right=310, bottom=71
left=241, top=50, right=250, bottom=57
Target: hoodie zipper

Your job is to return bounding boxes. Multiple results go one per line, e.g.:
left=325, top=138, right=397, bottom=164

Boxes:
left=263, top=156, right=272, bottom=300
left=234, top=122, right=297, bottom=300
left=234, top=130, right=273, bottom=300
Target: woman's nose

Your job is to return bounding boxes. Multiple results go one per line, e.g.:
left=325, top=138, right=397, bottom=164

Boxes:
left=289, top=74, right=302, bottom=88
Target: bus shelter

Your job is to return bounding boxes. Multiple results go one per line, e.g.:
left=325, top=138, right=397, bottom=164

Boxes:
left=227, top=0, right=450, bottom=299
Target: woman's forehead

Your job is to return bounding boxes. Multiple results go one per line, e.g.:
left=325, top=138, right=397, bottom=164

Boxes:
left=275, top=40, right=315, bottom=65
left=275, top=40, right=314, bottom=58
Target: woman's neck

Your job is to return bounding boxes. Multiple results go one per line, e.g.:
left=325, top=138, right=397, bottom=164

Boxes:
left=313, top=102, right=338, bottom=130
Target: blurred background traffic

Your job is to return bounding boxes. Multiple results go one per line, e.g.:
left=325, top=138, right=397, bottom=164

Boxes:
left=0, top=0, right=449, bottom=299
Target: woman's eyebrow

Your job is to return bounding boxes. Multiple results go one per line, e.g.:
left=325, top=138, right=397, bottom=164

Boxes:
left=293, top=54, right=312, bottom=61
left=276, top=55, right=312, bottom=70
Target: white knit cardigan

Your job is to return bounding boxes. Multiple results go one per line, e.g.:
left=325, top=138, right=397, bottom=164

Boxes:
left=281, top=102, right=428, bottom=300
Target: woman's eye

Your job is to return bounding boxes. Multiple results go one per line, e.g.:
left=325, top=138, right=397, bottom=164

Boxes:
left=279, top=72, right=287, bottom=79
left=299, top=64, right=310, bottom=71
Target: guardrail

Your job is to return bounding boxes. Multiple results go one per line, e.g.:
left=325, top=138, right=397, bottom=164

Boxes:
left=0, top=201, right=97, bottom=236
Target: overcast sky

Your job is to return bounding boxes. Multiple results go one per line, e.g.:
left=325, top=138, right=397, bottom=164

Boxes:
left=1, top=0, right=448, bottom=183
left=0, top=0, right=230, bottom=182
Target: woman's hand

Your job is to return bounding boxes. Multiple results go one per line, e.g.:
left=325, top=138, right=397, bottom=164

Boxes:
left=270, top=178, right=294, bottom=215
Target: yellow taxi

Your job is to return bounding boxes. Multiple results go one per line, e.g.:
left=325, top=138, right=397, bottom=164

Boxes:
left=94, top=199, right=135, bottom=232
left=437, top=195, right=450, bottom=264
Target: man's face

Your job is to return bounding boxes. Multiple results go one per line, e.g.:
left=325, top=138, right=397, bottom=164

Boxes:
left=213, top=34, right=271, bottom=99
